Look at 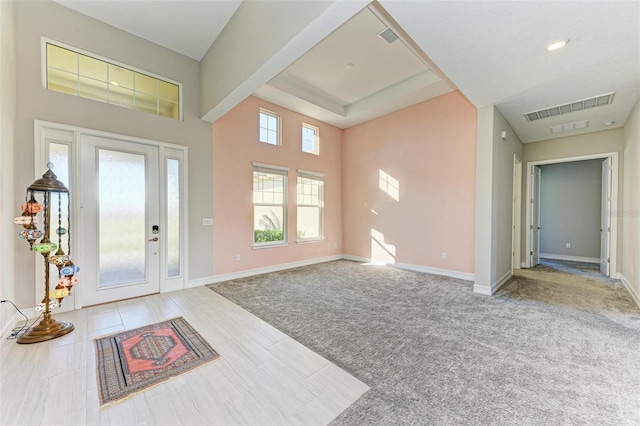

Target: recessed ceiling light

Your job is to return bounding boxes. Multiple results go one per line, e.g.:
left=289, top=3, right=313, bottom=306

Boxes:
left=110, top=81, right=119, bottom=86
left=545, top=39, right=569, bottom=51
left=345, top=63, right=354, bottom=70
left=603, top=121, right=616, bottom=127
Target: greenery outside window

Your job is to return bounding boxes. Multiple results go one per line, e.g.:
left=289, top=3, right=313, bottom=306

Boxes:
left=253, top=163, right=288, bottom=246
left=297, top=169, right=324, bottom=242
left=44, top=39, right=181, bottom=120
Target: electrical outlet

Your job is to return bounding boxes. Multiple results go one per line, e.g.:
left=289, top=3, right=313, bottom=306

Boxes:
left=442, top=252, right=448, bottom=260
left=565, top=243, right=571, bottom=249
left=202, top=218, right=213, bottom=226
left=235, top=254, right=240, bottom=261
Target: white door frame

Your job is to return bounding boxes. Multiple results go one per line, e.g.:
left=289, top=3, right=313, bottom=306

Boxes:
left=524, top=152, right=618, bottom=278
left=600, top=157, right=612, bottom=276
left=34, top=120, right=189, bottom=310
left=530, top=165, right=542, bottom=267
left=512, top=155, right=522, bottom=271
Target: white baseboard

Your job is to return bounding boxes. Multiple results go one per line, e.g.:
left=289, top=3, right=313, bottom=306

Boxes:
left=473, top=284, right=492, bottom=296
left=189, top=255, right=343, bottom=287
left=473, top=270, right=512, bottom=296
left=341, top=255, right=475, bottom=282
left=0, top=312, right=18, bottom=343
left=540, top=253, right=600, bottom=264
left=621, top=274, right=640, bottom=309
left=494, top=270, right=513, bottom=293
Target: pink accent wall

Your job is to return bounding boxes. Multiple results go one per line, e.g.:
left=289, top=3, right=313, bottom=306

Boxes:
left=212, top=96, right=343, bottom=275
left=342, top=91, right=477, bottom=273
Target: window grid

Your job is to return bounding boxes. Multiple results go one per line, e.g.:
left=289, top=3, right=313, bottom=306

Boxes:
left=45, top=42, right=181, bottom=120
left=253, top=165, right=288, bottom=246
left=259, top=110, right=280, bottom=145
left=302, top=124, right=319, bottom=155
left=297, top=174, right=323, bottom=242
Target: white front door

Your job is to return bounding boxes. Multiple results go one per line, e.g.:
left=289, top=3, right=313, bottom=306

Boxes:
left=530, top=166, right=542, bottom=267
left=80, top=135, right=161, bottom=306
left=600, top=158, right=612, bottom=276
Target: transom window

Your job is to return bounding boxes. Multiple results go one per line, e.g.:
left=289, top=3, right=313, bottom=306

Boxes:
left=259, top=109, right=280, bottom=145
left=44, top=40, right=181, bottom=120
left=302, top=123, right=319, bottom=155
left=253, top=163, right=288, bottom=246
left=297, top=170, right=324, bottom=242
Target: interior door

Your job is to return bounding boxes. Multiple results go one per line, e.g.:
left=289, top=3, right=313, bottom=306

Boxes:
left=600, top=158, right=612, bottom=276
left=80, top=135, right=160, bottom=306
left=530, top=166, right=541, bottom=267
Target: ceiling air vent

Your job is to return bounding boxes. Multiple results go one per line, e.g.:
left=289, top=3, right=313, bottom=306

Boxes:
left=525, top=92, right=615, bottom=122
left=550, top=120, right=589, bottom=134
left=377, top=27, right=399, bottom=44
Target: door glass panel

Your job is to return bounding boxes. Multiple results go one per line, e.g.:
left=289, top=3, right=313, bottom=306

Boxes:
left=49, top=143, right=70, bottom=254
left=98, top=149, right=146, bottom=288
left=166, top=159, right=180, bottom=278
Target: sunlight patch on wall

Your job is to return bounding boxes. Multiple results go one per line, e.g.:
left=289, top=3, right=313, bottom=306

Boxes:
left=379, top=169, right=399, bottom=201
left=371, top=228, right=396, bottom=263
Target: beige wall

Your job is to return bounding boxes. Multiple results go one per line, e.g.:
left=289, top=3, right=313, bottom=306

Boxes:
left=492, top=108, right=524, bottom=283
left=475, top=106, right=524, bottom=293
left=212, top=96, right=343, bottom=275
left=1, top=0, right=17, bottom=332
left=622, top=98, right=640, bottom=303
left=12, top=1, right=213, bottom=308
left=343, top=91, right=477, bottom=274
left=523, top=128, right=625, bottom=273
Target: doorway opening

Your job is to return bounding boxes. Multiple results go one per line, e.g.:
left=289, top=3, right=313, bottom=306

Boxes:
left=524, top=152, right=618, bottom=278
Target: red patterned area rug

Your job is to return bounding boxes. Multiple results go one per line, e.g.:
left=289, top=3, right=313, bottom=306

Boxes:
left=95, top=317, right=220, bottom=407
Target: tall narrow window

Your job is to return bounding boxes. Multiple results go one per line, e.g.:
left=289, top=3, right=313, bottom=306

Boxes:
left=44, top=40, right=181, bottom=120
left=302, top=123, right=319, bottom=155
left=166, top=158, right=181, bottom=278
left=259, top=109, right=280, bottom=145
left=253, top=163, right=288, bottom=246
left=297, top=169, right=324, bottom=242
left=48, top=143, right=71, bottom=254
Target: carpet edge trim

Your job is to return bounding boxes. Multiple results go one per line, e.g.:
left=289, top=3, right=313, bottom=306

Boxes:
left=621, top=273, right=640, bottom=309
left=190, top=255, right=343, bottom=287
left=343, top=255, right=475, bottom=282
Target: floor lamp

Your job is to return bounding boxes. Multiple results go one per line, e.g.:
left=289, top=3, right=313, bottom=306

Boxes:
left=14, top=163, right=78, bottom=344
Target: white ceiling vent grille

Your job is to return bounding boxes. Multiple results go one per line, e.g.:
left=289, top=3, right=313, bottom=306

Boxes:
left=550, top=120, right=589, bottom=134
left=525, top=92, right=615, bottom=122
left=377, top=27, right=399, bottom=44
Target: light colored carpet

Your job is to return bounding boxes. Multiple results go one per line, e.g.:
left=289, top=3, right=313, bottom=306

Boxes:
left=208, top=260, right=640, bottom=425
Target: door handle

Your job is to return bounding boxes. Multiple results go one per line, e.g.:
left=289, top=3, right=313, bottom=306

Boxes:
left=148, top=237, right=159, bottom=242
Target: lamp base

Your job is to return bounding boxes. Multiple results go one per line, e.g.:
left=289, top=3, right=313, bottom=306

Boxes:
left=17, top=317, right=74, bottom=344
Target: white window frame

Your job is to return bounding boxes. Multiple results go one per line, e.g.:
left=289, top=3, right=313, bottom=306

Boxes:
left=259, top=109, right=281, bottom=146
left=302, top=123, right=319, bottom=155
left=296, top=169, right=324, bottom=243
left=41, top=37, right=183, bottom=121
left=34, top=120, right=189, bottom=311
left=253, top=162, right=288, bottom=248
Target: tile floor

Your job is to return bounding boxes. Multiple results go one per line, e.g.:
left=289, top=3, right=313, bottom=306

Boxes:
left=0, top=287, right=369, bottom=425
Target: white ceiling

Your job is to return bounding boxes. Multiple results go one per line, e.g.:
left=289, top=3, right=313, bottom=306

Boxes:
left=53, top=0, right=639, bottom=143
left=53, top=0, right=242, bottom=61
